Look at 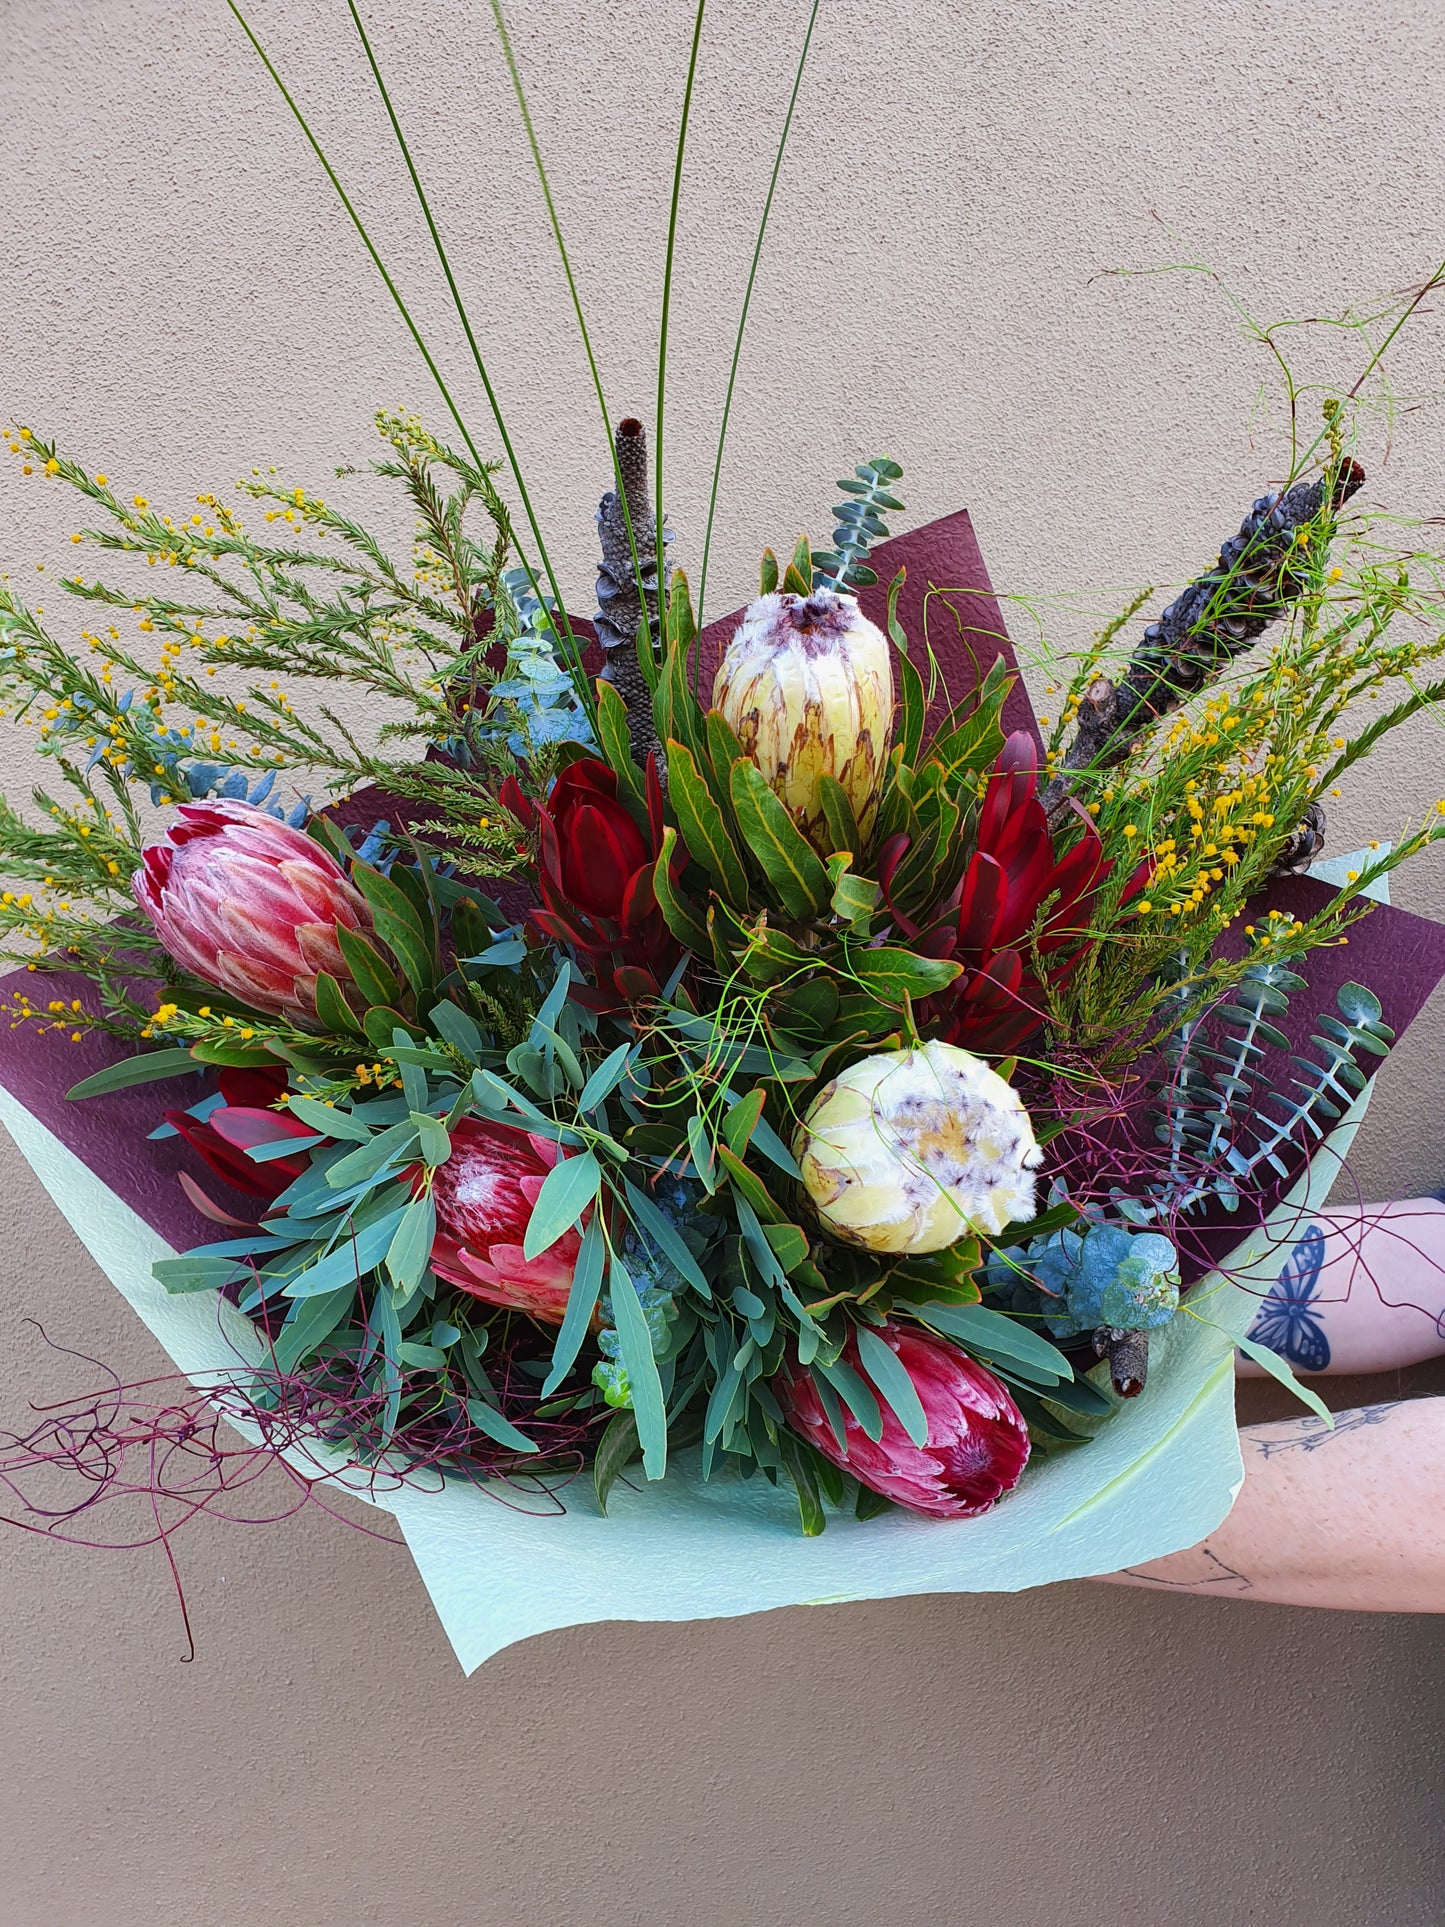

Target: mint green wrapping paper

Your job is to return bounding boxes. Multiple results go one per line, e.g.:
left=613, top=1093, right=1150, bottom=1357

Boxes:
left=0, top=1069, right=1370, bottom=1672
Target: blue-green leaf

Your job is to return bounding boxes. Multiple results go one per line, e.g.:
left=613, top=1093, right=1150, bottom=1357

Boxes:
left=397, top=1341, right=448, bottom=1371
left=530, top=961, right=572, bottom=1043
left=281, top=1206, right=407, bottom=1298
left=814, top=1357, right=884, bottom=1442
left=522, top=1150, right=601, bottom=1260
left=287, top=1095, right=373, bottom=1142
left=272, top=1284, right=356, bottom=1374
left=919, top=1301, right=1073, bottom=1380
left=411, top=1112, right=451, bottom=1167
left=385, top=1193, right=435, bottom=1295
left=622, top=1179, right=711, bottom=1297
left=66, top=1048, right=200, bottom=1100
left=429, top=1000, right=486, bottom=1062
left=609, top=1253, right=667, bottom=1479
left=687, top=1113, right=718, bottom=1192
left=373, top=1286, right=404, bottom=1442
left=543, top=1213, right=607, bottom=1395
left=855, top=1326, right=930, bottom=1447
left=326, top=1120, right=421, bottom=1190
left=153, top=1253, right=251, bottom=1294
left=593, top=1409, right=640, bottom=1512
left=465, top=1397, right=540, bottom=1454
left=1233, top=1329, right=1333, bottom=1421
left=748, top=1109, right=804, bottom=1180
left=579, top=1040, right=634, bottom=1113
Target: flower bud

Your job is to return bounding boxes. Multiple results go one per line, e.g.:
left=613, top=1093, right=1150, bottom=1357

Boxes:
left=779, top=1321, right=1030, bottom=1518
left=132, top=799, right=372, bottom=1026
left=793, top=1038, right=1040, bottom=1252
left=713, top=588, right=893, bottom=854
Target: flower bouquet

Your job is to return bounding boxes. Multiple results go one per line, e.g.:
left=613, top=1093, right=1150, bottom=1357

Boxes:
left=4, top=6, right=1445, bottom=1667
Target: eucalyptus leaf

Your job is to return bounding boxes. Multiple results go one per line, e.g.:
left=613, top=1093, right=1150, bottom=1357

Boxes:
left=1232, top=1329, right=1333, bottom=1421
left=593, top=1408, right=641, bottom=1513
left=622, top=1180, right=711, bottom=1296
left=919, top=1301, right=1075, bottom=1380
left=608, top=1253, right=668, bottom=1479
left=579, top=1040, right=634, bottom=1114
left=66, top=1048, right=200, bottom=1101
left=287, top=1095, right=374, bottom=1142
left=543, top=1213, right=607, bottom=1395
left=429, top=1000, right=486, bottom=1062
left=385, top=1193, right=436, bottom=1295
left=814, top=1357, right=884, bottom=1443
left=855, top=1326, right=930, bottom=1447
left=272, top=1284, right=356, bottom=1375
left=412, top=1113, right=451, bottom=1167
left=326, top=1120, right=421, bottom=1190
left=522, top=1150, right=601, bottom=1260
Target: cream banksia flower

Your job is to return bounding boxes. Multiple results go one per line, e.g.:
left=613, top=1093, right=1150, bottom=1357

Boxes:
left=794, top=1040, right=1041, bottom=1253
left=713, top=588, right=893, bottom=854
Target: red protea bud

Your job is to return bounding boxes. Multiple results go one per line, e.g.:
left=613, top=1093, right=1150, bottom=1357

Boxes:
left=132, top=800, right=372, bottom=1026
left=428, top=1117, right=586, bottom=1326
left=778, top=1321, right=1030, bottom=1519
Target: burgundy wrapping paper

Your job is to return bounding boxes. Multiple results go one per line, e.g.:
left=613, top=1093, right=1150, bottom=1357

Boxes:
left=4, top=512, right=1445, bottom=1268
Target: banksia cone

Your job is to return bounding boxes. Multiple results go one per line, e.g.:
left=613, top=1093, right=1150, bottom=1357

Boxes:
left=1043, top=460, right=1365, bottom=820
left=713, top=587, right=894, bottom=856
left=594, top=416, right=671, bottom=773
left=794, top=1039, right=1040, bottom=1252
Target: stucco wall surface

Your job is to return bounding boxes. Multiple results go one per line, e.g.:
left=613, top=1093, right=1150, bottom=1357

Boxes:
left=2, top=1, right=1444, bottom=1922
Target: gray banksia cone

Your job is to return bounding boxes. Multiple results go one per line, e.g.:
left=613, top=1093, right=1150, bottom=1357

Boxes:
left=1042, top=458, right=1366, bottom=834
left=594, top=416, right=671, bottom=775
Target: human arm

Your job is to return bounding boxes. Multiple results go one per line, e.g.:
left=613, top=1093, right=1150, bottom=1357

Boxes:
left=1094, top=1398, right=1445, bottom=1610
left=1236, top=1198, right=1445, bottom=1377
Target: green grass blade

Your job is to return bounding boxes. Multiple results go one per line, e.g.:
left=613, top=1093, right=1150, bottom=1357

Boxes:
left=487, top=0, right=654, bottom=670
left=339, top=0, right=594, bottom=720
left=656, top=0, right=708, bottom=618
left=696, top=0, right=821, bottom=626
left=223, top=7, right=490, bottom=529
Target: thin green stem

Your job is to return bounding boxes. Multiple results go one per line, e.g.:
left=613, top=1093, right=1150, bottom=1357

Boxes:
left=696, top=0, right=820, bottom=627
left=656, top=1, right=708, bottom=613
left=225, top=0, right=594, bottom=721
left=1347, top=255, right=1445, bottom=401
left=487, top=0, right=656, bottom=681
left=340, top=0, right=593, bottom=720
left=224, top=6, right=476, bottom=469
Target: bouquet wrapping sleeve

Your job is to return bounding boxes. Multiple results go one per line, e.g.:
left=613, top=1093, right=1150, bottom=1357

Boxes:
left=5, top=514, right=1444, bottom=1671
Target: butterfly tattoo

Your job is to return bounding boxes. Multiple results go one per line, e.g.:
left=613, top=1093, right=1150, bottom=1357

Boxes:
left=1246, top=1223, right=1331, bottom=1372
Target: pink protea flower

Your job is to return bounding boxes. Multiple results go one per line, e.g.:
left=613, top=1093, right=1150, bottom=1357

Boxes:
left=778, top=1321, right=1030, bottom=1519
left=429, top=1117, right=584, bottom=1326
left=132, top=799, right=373, bottom=1024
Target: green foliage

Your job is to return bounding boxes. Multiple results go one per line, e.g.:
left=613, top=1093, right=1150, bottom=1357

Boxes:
left=0, top=412, right=554, bottom=1010
left=1150, top=942, right=1394, bottom=1216
left=811, top=457, right=905, bottom=592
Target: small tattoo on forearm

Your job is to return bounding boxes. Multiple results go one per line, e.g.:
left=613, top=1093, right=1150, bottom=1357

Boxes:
left=1246, top=1223, right=1331, bottom=1372
left=1254, top=1402, right=1395, bottom=1458
left=1121, top=1547, right=1253, bottom=1592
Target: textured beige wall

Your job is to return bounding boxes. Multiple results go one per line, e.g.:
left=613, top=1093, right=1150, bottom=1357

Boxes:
left=3, top=2, right=1445, bottom=1922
